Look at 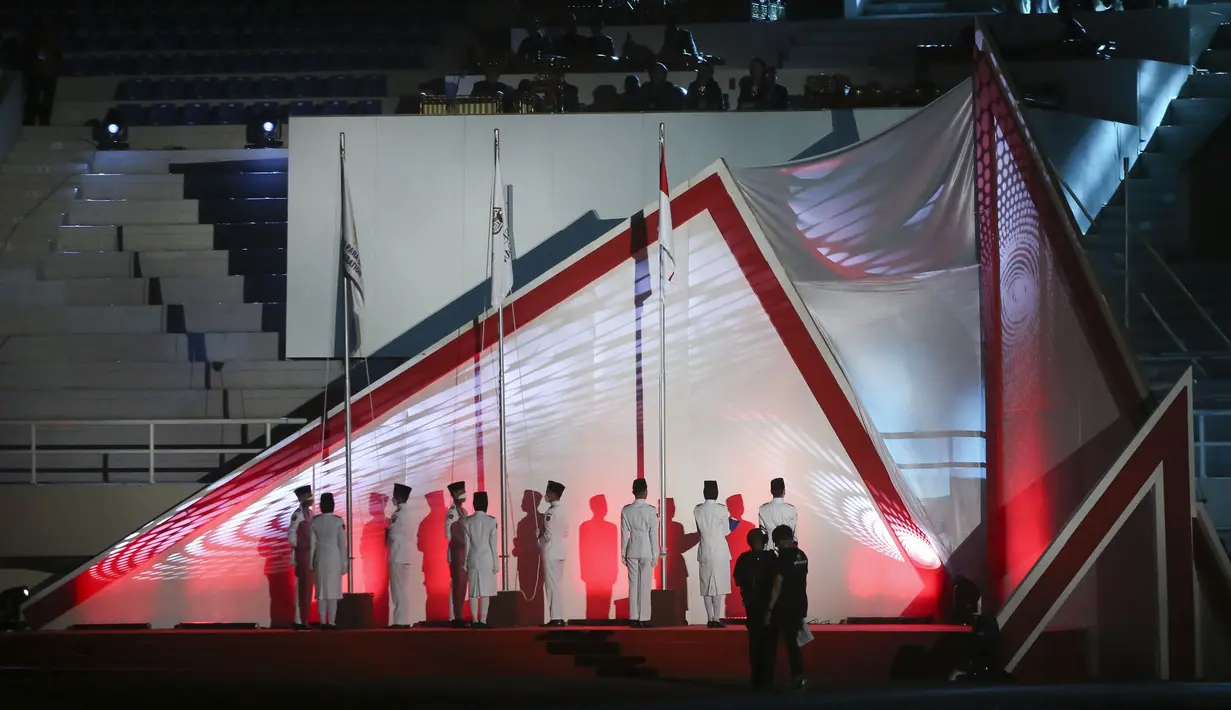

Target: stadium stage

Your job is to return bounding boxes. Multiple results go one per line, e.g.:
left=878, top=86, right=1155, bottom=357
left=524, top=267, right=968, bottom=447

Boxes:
left=0, top=624, right=1087, bottom=683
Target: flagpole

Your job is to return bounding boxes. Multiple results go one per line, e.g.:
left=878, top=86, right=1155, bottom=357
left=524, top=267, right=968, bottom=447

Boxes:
left=657, top=123, right=668, bottom=587
left=340, top=131, right=355, bottom=594
left=495, top=128, right=510, bottom=591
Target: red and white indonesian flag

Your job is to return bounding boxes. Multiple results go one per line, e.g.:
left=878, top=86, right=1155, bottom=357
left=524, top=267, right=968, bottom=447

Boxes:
left=491, top=137, right=514, bottom=309
left=658, top=129, right=675, bottom=284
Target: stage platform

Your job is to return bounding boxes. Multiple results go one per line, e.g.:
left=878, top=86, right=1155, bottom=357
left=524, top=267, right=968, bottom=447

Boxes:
left=0, top=624, right=1088, bottom=684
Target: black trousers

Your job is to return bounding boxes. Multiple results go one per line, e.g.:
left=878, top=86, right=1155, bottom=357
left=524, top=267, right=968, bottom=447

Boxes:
left=754, top=620, right=804, bottom=688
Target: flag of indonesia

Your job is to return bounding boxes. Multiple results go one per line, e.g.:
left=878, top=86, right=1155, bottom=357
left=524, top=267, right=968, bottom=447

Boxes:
left=658, top=128, right=675, bottom=284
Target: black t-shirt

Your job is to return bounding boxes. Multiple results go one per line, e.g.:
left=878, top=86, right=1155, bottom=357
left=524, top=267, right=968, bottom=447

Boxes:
left=733, top=550, right=774, bottom=616
left=772, top=546, right=808, bottom=622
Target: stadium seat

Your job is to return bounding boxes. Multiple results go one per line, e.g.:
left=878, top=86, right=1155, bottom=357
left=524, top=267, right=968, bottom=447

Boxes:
left=258, top=77, right=291, bottom=100
left=191, top=77, right=223, bottom=100
left=234, top=53, right=264, bottom=73
left=115, top=79, right=153, bottom=101
left=353, top=99, right=382, bottom=116
left=183, top=102, right=213, bottom=125
left=148, top=103, right=180, bottom=126
left=292, top=76, right=322, bottom=98
left=115, top=103, right=149, bottom=127
left=320, top=100, right=349, bottom=116
left=216, top=102, right=247, bottom=125
left=266, top=54, right=294, bottom=73
left=287, top=101, right=317, bottom=117
left=155, top=78, right=188, bottom=101
left=327, top=75, right=358, bottom=97
left=249, top=101, right=281, bottom=121
left=358, top=74, right=387, bottom=97
left=224, top=78, right=255, bottom=100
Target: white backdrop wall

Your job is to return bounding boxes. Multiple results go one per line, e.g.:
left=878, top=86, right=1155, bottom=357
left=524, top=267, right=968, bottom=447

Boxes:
left=286, top=109, right=916, bottom=359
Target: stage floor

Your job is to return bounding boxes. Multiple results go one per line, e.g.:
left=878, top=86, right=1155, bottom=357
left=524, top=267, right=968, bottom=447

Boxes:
left=0, top=624, right=1088, bottom=684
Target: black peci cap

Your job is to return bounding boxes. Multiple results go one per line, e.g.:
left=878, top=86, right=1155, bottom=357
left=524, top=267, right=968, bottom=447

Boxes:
left=546, top=480, right=565, bottom=496
left=632, top=479, right=648, bottom=494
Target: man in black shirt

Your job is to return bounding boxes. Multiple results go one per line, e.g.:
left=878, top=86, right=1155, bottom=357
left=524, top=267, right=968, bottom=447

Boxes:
left=763, top=524, right=808, bottom=691
left=733, top=528, right=774, bottom=691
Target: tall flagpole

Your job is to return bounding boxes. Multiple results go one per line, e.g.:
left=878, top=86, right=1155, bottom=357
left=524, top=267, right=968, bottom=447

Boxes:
left=340, top=132, right=355, bottom=594
left=657, top=123, right=668, bottom=586
left=495, top=128, right=510, bottom=591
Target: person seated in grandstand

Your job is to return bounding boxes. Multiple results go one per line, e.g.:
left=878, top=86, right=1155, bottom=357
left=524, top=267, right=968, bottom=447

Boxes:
left=515, top=79, right=544, bottom=113
left=589, top=85, right=622, bottom=113
left=644, top=62, right=686, bottom=111
left=619, top=75, right=649, bottom=112
left=517, top=19, right=554, bottom=63
left=621, top=32, right=657, bottom=73
left=759, top=67, right=791, bottom=111
left=737, top=58, right=768, bottom=111
left=472, top=65, right=515, bottom=99
left=553, top=14, right=590, bottom=60
left=589, top=18, right=616, bottom=58
left=659, top=19, right=701, bottom=70
left=685, top=63, right=724, bottom=111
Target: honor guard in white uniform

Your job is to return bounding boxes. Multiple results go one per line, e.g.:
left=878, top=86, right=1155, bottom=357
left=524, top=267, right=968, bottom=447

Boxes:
left=445, top=481, right=469, bottom=627
left=538, top=480, right=568, bottom=626
left=310, top=492, right=348, bottom=628
left=758, top=478, right=798, bottom=542
left=695, top=480, right=732, bottom=627
left=463, top=491, right=499, bottom=628
left=288, top=484, right=314, bottom=629
left=386, top=483, right=414, bottom=628
left=620, top=478, right=659, bottom=628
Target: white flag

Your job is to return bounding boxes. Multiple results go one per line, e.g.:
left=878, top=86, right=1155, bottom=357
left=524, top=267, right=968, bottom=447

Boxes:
left=340, top=164, right=364, bottom=314
left=658, top=136, right=675, bottom=285
left=491, top=139, right=514, bottom=308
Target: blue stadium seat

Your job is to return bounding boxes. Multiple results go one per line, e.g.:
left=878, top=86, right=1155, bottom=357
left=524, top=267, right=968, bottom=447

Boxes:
left=191, top=77, right=222, bottom=100
left=287, top=101, right=316, bottom=117
left=320, top=100, right=348, bottom=116
left=106, top=55, right=137, bottom=76
left=115, top=79, right=153, bottom=101
left=258, top=77, right=291, bottom=99
left=249, top=101, right=280, bottom=121
left=234, top=53, right=263, bottom=73
left=149, top=103, right=180, bottom=126
left=115, top=103, right=148, bottom=127
left=353, top=99, right=382, bottom=116
left=216, top=102, right=247, bottom=125
left=292, top=75, right=323, bottom=98
left=182, top=102, right=212, bottom=126
left=327, top=75, right=358, bottom=97
left=265, top=54, right=294, bottom=73
left=300, top=51, right=332, bottom=72
left=154, top=78, right=187, bottom=101
left=224, top=78, right=254, bottom=100
left=358, top=74, right=387, bottom=98
left=171, top=54, right=206, bottom=75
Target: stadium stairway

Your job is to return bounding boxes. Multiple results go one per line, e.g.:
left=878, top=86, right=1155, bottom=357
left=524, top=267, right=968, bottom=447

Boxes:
left=0, top=126, right=338, bottom=484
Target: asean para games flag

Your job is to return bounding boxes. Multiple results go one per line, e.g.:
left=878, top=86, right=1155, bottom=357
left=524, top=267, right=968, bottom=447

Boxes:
left=658, top=136, right=675, bottom=284
left=491, top=142, right=514, bottom=308
left=339, top=155, right=364, bottom=353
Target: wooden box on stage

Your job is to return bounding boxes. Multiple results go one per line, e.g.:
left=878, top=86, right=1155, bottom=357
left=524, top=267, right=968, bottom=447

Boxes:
left=337, top=593, right=375, bottom=629
left=651, top=589, right=686, bottom=627
left=489, top=590, right=542, bottom=628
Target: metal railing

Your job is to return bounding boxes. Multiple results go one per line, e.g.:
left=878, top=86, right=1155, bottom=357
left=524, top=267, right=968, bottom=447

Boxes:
left=1195, top=409, right=1231, bottom=480
left=0, top=418, right=309, bottom=484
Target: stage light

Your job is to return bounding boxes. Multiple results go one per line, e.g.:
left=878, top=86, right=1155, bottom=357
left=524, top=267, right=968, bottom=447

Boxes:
left=91, top=109, right=128, bottom=150
left=949, top=614, right=1010, bottom=681
left=246, top=110, right=283, bottom=149
left=0, top=585, right=29, bottom=630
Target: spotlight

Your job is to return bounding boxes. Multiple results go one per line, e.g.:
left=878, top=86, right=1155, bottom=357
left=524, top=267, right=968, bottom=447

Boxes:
left=949, top=614, right=1010, bottom=681
left=246, top=110, right=283, bottom=149
left=91, top=108, right=128, bottom=150
left=0, top=585, right=30, bottom=630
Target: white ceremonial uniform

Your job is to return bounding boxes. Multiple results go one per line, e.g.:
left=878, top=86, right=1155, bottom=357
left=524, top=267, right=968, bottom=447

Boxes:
left=445, top=504, right=469, bottom=620
left=694, top=499, right=732, bottom=622
left=386, top=502, right=414, bottom=626
left=620, top=499, right=659, bottom=623
left=288, top=506, right=313, bottom=626
left=758, top=497, right=798, bottom=540
left=539, top=500, right=569, bottom=621
left=464, top=512, right=499, bottom=597
left=309, top=513, right=347, bottom=625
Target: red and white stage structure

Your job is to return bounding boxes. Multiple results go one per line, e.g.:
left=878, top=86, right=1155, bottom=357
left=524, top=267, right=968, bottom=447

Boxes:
left=14, top=29, right=1231, bottom=681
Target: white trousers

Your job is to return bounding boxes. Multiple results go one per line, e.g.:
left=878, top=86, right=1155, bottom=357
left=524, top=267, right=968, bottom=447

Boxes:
left=389, top=563, right=412, bottom=626
left=703, top=594, right=725, bottom=622
left=626, top=558, right=654, bottom=622
left=449, top=560, right=469, bottom=621
left=321, top=598, right=338, bottom=626
left=545, top=559, right=566, bottom=622
left=469, top=596, right=491, bottom=624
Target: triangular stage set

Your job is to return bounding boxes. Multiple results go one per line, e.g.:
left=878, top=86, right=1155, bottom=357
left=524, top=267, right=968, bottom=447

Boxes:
left=20, top=27, right=1231, bottom=679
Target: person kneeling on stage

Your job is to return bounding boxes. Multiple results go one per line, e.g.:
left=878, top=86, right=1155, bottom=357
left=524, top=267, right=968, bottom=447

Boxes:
left=734, top=528, right=774, bottom=690
left=762, top=524, right=809, bottom=691
left=463, top=491, right=499, bottom=628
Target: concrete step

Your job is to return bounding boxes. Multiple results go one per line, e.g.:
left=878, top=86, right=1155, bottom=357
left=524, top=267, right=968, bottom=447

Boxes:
left=0, top=305, right=163, bottom=335
left=1132, top=151, right=1186, bottom=178
left=42, top=251, right=134, bottom=279
left=77, top=173, right=185, bottom=200
left=0, top=388, right=317, bottom=420
left=1201, top=49, right=1231, bottom=74
left=1188, top=72, right=1231, bottom=99
left=0, top=332, right=279, bottom=362
left=68, top=199, right=199, bottom=227
left=159, top=275, right=246, bottom=304
left=4, top=143, right=97, bottom=165
left=91, top=148, right=285, bottom=176
left=0, top=359, right=336, bottom=390
left=0, top=277, right=146, bottom=306
left=182, top=302, right=266, bottom=332
left=18, top=126, right=93, bottom=143
left=1146, top=125, right=1210, bottom=157
left=0, top=162, right=90, bottom=176
left=57, top=224, right=218, bottom=252
left=140, top=250, right=229, bottom=279
left=1165, top=97, right=1231, bottom=127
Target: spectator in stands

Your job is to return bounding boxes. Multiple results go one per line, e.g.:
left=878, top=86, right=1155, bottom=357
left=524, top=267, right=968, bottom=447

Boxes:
left=659, top=19, right=700, bottom=69
left=517, top=19, right=554, bottom=63
left=472, top=65, right=515, bottom=98
left=23, top=18, right=62, bottom=126
left=553, top=14, right=589, bottom=60
left=685, top=63, right=724, bottom=111
left=619, top=75, right=648, bottom=112
left=643, top=62, right=686, bottom=111
left=589, top=19, right=616, bottom=58
left=760, top=67, right=790, bottom=111
left=622, top=32, right=657, bottom=73
left=515, top=79, right=543, bottom=113
left=737, top=58, right=768, bottom=111
left=589, top=85, right=621, bottom=113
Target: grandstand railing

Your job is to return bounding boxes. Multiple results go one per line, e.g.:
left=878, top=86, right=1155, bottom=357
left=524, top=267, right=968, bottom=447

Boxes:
left=1, top=418, right=309, bottom=484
